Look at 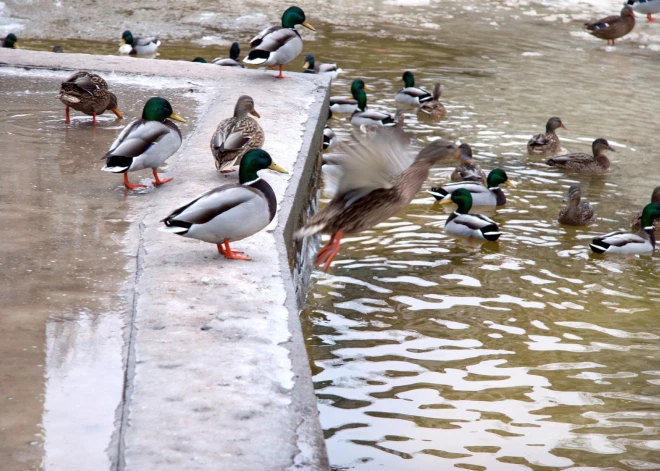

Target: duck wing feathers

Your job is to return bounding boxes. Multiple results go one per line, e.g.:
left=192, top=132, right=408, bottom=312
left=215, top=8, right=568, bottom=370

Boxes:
left=107, top=120, right=179, bottom=158
left=248, top=27, right=298, bottom=53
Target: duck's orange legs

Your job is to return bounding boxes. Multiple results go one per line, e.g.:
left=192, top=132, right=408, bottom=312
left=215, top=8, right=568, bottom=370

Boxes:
left=92, top=112, right=97, bottom=126
left=648, top=13, right=657, bottom=22
left=152, top=169, right=173, bottom=186
left=65, top=106, right=70, bottom=124
left=219, top=239, right=250, bottom=260
left=274, top=65, right=290, bottom=79
left=314, top=231, right=343, bottom=272
left=123, top=173, right=146, bottom=190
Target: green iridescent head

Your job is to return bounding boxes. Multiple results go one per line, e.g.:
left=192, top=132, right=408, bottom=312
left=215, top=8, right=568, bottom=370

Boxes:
left=448, top=188, right=473, bottom=214
left=121, top=30, right=134, bottom=46
left=192, top=57, right=207, bottom=63
left=350, top=79, right=368, bottom=111
left=402, top=71, right=415, bottom=88
left=640, top=203, right=660, bottom=230
left=486, top=168, right=516, bottom=189
left=3, top=33, right=18, bottom=48
left=142, top=97, right=186, bottom=123
left=239, top=149, right=288, bottom=184
left=281, top=6, right=315, bottom=30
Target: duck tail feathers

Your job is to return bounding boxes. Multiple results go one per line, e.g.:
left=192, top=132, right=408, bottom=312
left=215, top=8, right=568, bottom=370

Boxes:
left=589, top=241, right=607, bottom=254
left=244, top=50, right=270, bottom=64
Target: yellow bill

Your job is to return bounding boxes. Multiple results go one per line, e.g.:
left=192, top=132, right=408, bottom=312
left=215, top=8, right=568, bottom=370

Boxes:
left=268, top=161, right=288, bottom=174
left=250, top=109, right=261, bottom=118
left=505, top=180, right=517, bottom=188
left=440, top=195, right=453, bottom=205
left=169, top=112, right=186, bottom=123
left=302, top=21, right=315, bottom=31
left=112, top=108, right=124, bottom=119
left=119, top=39, right=126, bottom=46
left=302, top=61, right=310, bottom=70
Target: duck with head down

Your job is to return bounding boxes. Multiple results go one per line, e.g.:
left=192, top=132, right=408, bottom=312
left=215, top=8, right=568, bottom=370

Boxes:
left=58, top=71, right=123, bottom=125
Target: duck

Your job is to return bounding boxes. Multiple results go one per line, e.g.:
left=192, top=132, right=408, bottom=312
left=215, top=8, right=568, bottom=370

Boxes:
left=585, top=6, right=636, bottom=46
left=323, top=109, right=338, bottom=152
left=450, top=143, right=486, bottom=185
left=102, top=97, right=185, bottom=190
left=441, top=188, right=501, bottom=241
left=590, top=203, right=660, bottom=254
left=558, top=184, right=596, bottom=226
left=546, top=138, right=615, bottom=173
left=329, top=80, right=362, bottom=114
left=303, top=54, right=341, bottom=79
left=295, top=137, right=464, bottom=271
left=2, top=33, right=18, bottom=48
left=428, top=168, right=516, bottom=207
left=210, top=95, right=264, bottom=173
left=244, top=6, right=315, bottom=78
left=394, top=71, right=432, bottom=106
left=58, top=71, right=123, bottom=125
left=159, top=149, right=288, bottom=260
left=627, top=0, right=660, bottom=22
left=527, top=117, right=566, bottom=155
left=192, top=57, right=207, bottom=63
left=52, top=45, right=64, bottom=53
left=417, top=84, right=446, bottom=121
left=631, top=186, right=660, bottom=233
left=350, top=79, right=396, bottom=128
left=212, top=42, right=244, bottom=67
left=118, top=30, right=160, bottom=55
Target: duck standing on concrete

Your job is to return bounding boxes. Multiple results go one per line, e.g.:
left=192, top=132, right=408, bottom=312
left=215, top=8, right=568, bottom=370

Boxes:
left=631, top=186, right=660, bottom=233
left=118, top=30, right=160, bottom=55
left=2, top=33, right=18, bottom=48
left=244, top=6, right=315, bottom=79
left=102, top=97, right=185, bottom=189
left=303, top=54, right=341, bottom=79
left=627, top=0, right=660, bottom=22
left=585, top=6, right=636, bottom=46
left=295, top=137, right=464, bottom=271
left=558, top=184, right=596, bottom=226
left=211, top=95, right=264, bottom=173
left=160, top=149, right=288, bottom=260
left=394, top=71, right=432, bottom=106
left=417, top=84, right=446, bottom=121
left=441, top=189, right=502, bottom=241
left=212, top=42, right=244, bottom=67
left=590, top=203, right=660, bottom=254
left=546, top=138, right=615, bottom=173
left=527, top=117, right=566, bottom=155
left=58, top=71, right=123, bottom=125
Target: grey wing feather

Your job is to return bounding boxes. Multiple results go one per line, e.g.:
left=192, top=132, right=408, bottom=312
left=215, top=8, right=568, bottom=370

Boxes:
left=251, top=27, right=298, bottom=52
left=136, top=36, right=158, bottom=46
left=108, top=120, right=170, bottom=157
left=250, top=25, right=279, bottom=48
left=166, top=186, right=259, bottom=225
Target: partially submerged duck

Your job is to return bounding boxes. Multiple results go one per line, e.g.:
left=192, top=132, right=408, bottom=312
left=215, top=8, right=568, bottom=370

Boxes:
left=527, top=117, right=566, bottom=155
left=192, top=57, right=208, bottom=63
left=350, top=79, right=396, bottom=128
left=244, top=6, right=315, bottom=78
left=58, top=71, right=123, bottom=125
left=296, top=137, right=464, bottom=271
left=160, top=149, right=288, bottom=260
left=417, top=84, right=446, bottom=121
left=590, top=203, right=660, bottom=254
left=441, top=188, right=501, bottom=241
left=585, top=6, right=636, bottom=46
left=429, top=168, right=516, bottom=207
left=450, top=143, right=486, bottom=185
left=546, top=138, right=615, bottom=173
left=303, top=54, right=341, bottom=79
left=2, top=33, right=18, bottom=48
left=558, top=184, right=596, bottom=226
left=212, top=42, right=244, bottom=67
left=631, top=186, right=660, bottom=233
left=102, top=97, right=185, bottom=189
left=395, top=71, right=432, bottom=106
left=119, top=30, right=160, bottom=55
left=211, top=95, right=264, bottom=173
left=329, top=80, right=361, bottom=114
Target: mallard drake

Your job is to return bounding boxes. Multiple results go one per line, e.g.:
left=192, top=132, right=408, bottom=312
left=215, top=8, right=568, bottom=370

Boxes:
left=441, top=188, right=501, bottom=241
left=211, top=95, right=264, bottom=173
left=394, top=71, right=432, bottom=106
left=329, top=80, right=362, bottom=114
left=417, top=84, right=446, bottom=121
left=192, top=57, right=207, bottom=63
left=350, top=79, right=396, bottom=128
left=627, top=0, right=660, bottom=22
left=558, top=184, right=596, bottom=226
left=295, top=137, right=464, bottom=271
left=212, top=42, right=244, bottom=67
left=429, top=168, right=516, bottom=206
left=323, top=109, right=338, bottom=152
left=58, top=71, right=123, bottom=125
left=118, top=30, right=160, bottom=55
left=527, top=117, right=566, bottom=155
left=2, top=33, right=18, bottom=48
left=585, top=6, right=635, bottom=46
left=303, top=54, right=341, bottom=79
left=244, top=6, right=315, bottom=78
left=546, top=138, right=615, bottom=173
left=590, top=203, right=660, bottom=254
left=159, top=149, right=288, bottom=260
left=450, top=143, right=486, bottom=185
left=102, top=97, right=185, bottom=190
left=631, top=186, right=660, bottom=232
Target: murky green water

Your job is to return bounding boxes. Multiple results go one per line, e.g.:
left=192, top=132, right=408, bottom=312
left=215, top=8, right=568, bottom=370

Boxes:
left=4, top=0, right=660, bottom=469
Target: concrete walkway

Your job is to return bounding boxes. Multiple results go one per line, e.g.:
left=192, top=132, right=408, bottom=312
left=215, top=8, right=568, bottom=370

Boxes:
left=0, top=50, right=330, bottom=471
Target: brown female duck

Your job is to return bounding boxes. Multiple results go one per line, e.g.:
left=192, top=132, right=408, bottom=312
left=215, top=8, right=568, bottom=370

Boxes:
left=417, top=84, right=446, bottom=121
left=631, top=186, right=660, bottom=233
left=450, top=143, right=486, bottom=184
left=527, top=117, right=566, bottom=155
left=58, top=71, right=123, bottom=125
left=585, top=6, right=636, bottom=46
left=546, top=138, right=615, bottom=173
left=558, top=184, right=596, bottom=226
left=210, top=95, right=264, bottom=173
left=295, top=137, right=464, bottom=271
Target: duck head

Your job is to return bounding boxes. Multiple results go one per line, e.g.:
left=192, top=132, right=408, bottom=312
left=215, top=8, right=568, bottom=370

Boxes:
left=562, top=184, right=582, bottom=203
left=3, top=33, right=18, bottom=48
left=441, top=188, right=473, bottom=214
left=120, top=30, right=134, bottom=46
left=142, top=97, right=185, bottom=123
left=487, top=168, right=516, bottom=188
left=239, top=149, right=288, bottom=184
left=234, top=95, right=260, bottom=119
left=402, top=71, right=415, bottom=88
left=592, top=138, right=616, bottom=155
left=546, top=117, right=567, bottom=133
left=282, top=6, right=315, bottom=30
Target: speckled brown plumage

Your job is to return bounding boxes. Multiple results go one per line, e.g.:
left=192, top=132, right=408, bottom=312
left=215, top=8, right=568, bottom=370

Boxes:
left=450, top=143, right=486, bottom=185
left=558, top=185, right=596, bottom=226
left=585, top=6, right=635, bottom=45
left=417, top=83, right=446, bottom=121
left=527, top=117, right=566, bottom=155
left=58, top=71, right=122, bottom=120
left=631, top=186, right=660, bottom=233
left=546, top=138, right=614, bottom=173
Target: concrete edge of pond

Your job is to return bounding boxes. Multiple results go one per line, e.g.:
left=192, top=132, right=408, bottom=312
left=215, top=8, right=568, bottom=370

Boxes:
left=0, top=49, right=331, bottom=471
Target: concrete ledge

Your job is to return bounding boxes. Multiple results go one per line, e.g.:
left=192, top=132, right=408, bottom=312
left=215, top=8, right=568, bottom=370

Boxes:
left=0, top=49, right=330, bottom=471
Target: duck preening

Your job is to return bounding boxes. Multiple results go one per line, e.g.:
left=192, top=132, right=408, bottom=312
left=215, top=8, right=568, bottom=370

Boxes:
left=58, top=71, right=123, bottom=125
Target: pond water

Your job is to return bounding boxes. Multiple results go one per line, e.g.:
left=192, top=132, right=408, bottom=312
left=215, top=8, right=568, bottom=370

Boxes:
left=3, top=0, right=660, bottom=470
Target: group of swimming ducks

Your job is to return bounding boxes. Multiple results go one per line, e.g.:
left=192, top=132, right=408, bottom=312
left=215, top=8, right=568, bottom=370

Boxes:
left=4, top=3, right=660, bottom=271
